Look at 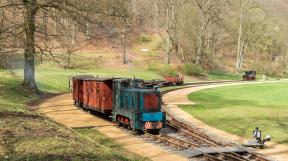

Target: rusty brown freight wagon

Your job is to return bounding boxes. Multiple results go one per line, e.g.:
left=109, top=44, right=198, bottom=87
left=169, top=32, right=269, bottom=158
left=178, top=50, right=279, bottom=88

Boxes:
left=165, top=75, right=184, bottom=85
left=82, top=78, right=115, bottom=114
left=72, top=75, right=94, bottom=106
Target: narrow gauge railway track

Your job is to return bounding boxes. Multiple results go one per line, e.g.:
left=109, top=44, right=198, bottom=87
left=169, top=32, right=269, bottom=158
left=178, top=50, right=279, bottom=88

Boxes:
left=164, top=118, right=270, bottom=161
left=167, top=119, right=222, bottom=146
left=160, top=80, right=245, bottom=95
left=146, top=132, right=249, bottom=161
left=157, top=80, right=271, bottom=161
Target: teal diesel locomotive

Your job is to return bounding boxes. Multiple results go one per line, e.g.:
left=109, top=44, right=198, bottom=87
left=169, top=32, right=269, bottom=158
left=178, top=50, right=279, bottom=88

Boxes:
left=72, top=76, right=166, bottom=133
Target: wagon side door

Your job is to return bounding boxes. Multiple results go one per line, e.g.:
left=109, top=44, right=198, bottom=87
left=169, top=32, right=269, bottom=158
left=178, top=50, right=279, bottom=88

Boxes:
left=95, top=82, right=101, bottom=109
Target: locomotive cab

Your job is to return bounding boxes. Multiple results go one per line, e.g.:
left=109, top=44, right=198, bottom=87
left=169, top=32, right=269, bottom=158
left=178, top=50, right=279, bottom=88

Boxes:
left=142, top=92, right=166, bottom=133
left=112, top=79, right=166, bottom=133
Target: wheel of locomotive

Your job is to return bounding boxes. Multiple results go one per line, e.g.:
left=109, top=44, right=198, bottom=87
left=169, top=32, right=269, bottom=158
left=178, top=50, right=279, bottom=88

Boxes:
left=127, top=121, right=132, bottom=130
left=116, top=121, right=122, bottom=127
left=116, top=116, right=120, bottom=127
left=124, top=118, right=130, bottom=129
left=148, top=129, right=160, bottom=135
left=135, top=129, right=144, bottom=135
left=116, top=116, right=124, bottom=127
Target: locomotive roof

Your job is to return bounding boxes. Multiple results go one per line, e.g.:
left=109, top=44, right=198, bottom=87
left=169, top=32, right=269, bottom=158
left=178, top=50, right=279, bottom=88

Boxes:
left=123, top=87, right=160, bottom=93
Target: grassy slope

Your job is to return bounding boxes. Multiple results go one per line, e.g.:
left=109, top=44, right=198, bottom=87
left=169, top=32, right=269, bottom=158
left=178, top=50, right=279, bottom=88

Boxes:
left=31, top=65, right=245, bottom=93
left=13, top=63, right=162, bottom=93
left=24, top=34, right=247, bottom=93
left=0, top=70, right=145, bottom=161
left=181, top=82, right=288, bottom=144
left=0, top=35, right=268, bottom=160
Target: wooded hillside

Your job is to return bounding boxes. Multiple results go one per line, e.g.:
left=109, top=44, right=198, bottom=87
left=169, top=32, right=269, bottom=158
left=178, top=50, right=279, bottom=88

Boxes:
left=0, top=0, right=287, bottom=92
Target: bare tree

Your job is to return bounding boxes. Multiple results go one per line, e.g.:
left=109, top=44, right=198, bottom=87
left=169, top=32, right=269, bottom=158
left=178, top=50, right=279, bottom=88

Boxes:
left=235, top=0, right=268, bottom=71
left=21, top=0, right=38, bottom=91
left=194, top=0, right=222, bottom=67
left=0, top=0, right=128, bottom=93
left=154, top=0, right=186, bottom=64
left=121, top=0, right=132, bottom=64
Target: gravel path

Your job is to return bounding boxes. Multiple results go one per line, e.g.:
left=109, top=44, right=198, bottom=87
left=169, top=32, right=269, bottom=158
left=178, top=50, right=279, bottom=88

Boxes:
left=35, top=94, right=188, bottom=161
left=163, top=81, right=288, bottom=161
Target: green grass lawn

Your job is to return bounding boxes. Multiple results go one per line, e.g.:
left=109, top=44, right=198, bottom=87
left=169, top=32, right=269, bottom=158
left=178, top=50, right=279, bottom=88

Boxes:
left=13, top=63, right=162, bottom=93
left=183, top=71, right=243, bottom=82
left=181, top=82, right=288, bottom=145
left=0, top=70, right=146, bottom=161
left=206, top=71, right=242, bottom=81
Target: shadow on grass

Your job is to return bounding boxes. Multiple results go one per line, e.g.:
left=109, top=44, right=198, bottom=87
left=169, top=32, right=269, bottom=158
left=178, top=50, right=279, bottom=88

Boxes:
left=0, top=77, right=36, bottom=112
left=0, top=152, right=130, bottom=161
left=0, top=112, right=135, bottom=161
left=0, top=73, right=144, bottom=161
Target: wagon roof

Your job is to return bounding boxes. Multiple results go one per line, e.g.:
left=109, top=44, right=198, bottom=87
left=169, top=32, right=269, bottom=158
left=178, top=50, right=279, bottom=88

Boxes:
left=72, top=75, right=94, bottom=79
left=72, top=75, right=118, bottom=81
left=81, top=77, right=116, bottom=81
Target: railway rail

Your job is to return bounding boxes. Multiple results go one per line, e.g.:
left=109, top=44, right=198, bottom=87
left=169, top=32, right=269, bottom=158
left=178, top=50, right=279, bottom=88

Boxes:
left=160, top=80, right=244, bottom=95
left=153, top=80, right=272, bottom=161
left=74, top=79, right=271, bottom=160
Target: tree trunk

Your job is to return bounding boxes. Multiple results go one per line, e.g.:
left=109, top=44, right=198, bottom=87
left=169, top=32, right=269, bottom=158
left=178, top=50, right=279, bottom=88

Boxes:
left=22, top=0, right=38, bottom=93
left=85, top=21, right=90, bottom=37
left=71, top=21, right=75, bottom=45
left=67, top=52, right=72, bottom=69
left=165, top=35, right=171, bottom=64
left=164, top=7, right=171, bottom=64
left=122, top=30, right=128, bottom=64
left=196, top=20, right=205, bottom=66
left=236, top=40, right=247, bottom=71
left=236, top=0, right=243, bottom=71
left=171, top=1, right=178, bottom=56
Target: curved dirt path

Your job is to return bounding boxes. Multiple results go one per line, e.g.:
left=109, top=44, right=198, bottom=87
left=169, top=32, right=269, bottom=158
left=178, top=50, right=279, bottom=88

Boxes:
left=34, top=94, right=188, bottom=161
left=163, top=81, right=288, bottom=161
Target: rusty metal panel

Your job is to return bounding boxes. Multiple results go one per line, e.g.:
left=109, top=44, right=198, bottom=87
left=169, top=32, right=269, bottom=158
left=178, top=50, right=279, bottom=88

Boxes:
left=91, top=82, right=101, bottom=109
left=144, top=94, right=159, bottom=111
left=83, top=80, right=88, bottom=105
left=82, top=79, right=114, bottom=113
left=100, top=82, right=113, bottom=110
left=83, top=80, right=92, bottom=106
left=78, top=81, right=84, bottom=103
left=165, top=75, right=184, bottom=84
left=87, top=80, right=95, bottom=107
left=72, top=79, right=78, bottom=101
left=72, top=78, right=84, bottom=103
left=72, top=76, right=94, bottom=103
